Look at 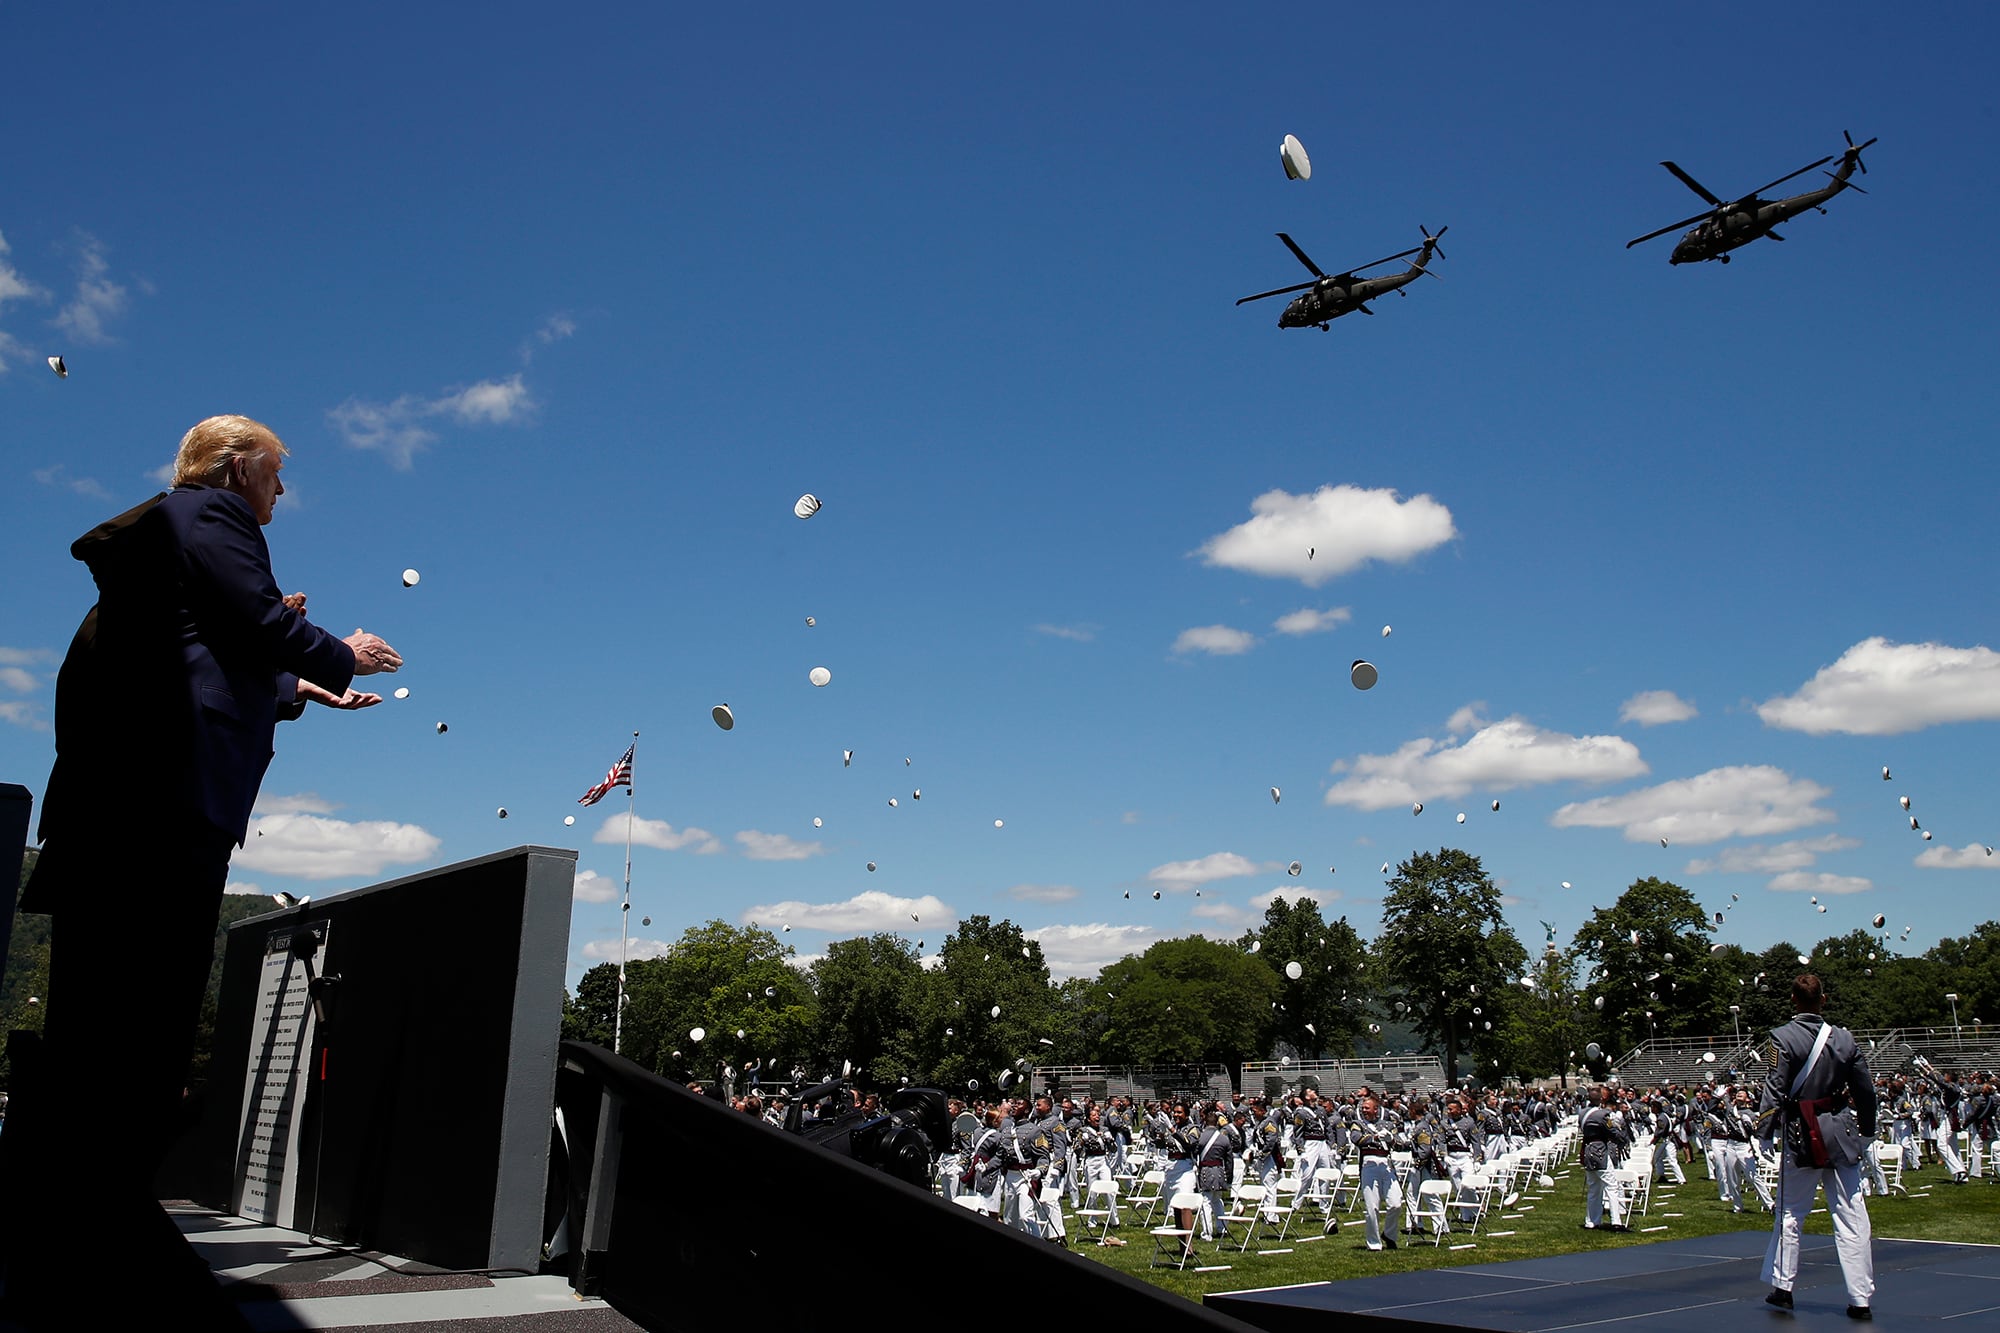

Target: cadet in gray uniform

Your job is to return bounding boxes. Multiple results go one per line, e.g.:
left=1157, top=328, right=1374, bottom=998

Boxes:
left=1580, top=1085, right=1630, bottom=1230
left=1758, top=973, right=1875, bottom=1320
left=1349, top=1091, right=1404, bottom=1250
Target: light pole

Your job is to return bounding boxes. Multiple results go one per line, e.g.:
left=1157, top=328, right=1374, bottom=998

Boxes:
left=1729, top=1004, right=1741, bottom=1045
left=1947, top=992, right=1961, bottom=1043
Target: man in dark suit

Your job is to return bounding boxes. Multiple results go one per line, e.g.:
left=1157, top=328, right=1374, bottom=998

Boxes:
left=2, top=415, right=401, bottom=1328
left=1757, top=973, right=1876, bottom=1320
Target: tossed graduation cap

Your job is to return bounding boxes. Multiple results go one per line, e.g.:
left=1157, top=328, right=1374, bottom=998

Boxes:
left=1285, top=961, right=1303, bottom=980
left=911, top=911, right=920, bottom=921
left=990, top=1005, right=1002, bottom=1018
left=1910, top=815, right=1920, bottom=830
left=1659, top=837, right=1669, bottom=847
left=401, top=568, right=421, bottom=588
left=1151, top=890, right=1161, bottom=900
left=1280, top=133, right=1311, bottom=180
left=867, top=861, right=877, bottom=871
left=1038, top=1037, right=1055, bottom=1047
left=843, top=749, right=854, bottom=766
left=393, top=687, right=409, bottom=699
left=1368, top=1022, right=1381, bottom=1034
left=765, top=986, right=777, bottom=997
left=1288, top=861, right=1303, bottom=876
left=1714, top=911, right=1724, bottom=925
left=1248, top=940, right=1261, bottom=953
left=1456, top=812, right=1466, bottom=824
left=1561, top=881, right=1571, bottom=889
left=809, top=666, right=831, bottom=687
left=690, top=1027, right=706, bottom=1042
left=713, top=704, right=735, bottom=730
left=1900, top=795, right=1911, bottom=810
left=1593, top=996, right=1604, bottom=1010
left=1798, top=954, right=1811, bottom=966
left=1491, top=800, right=1500, bottom=812
left=272, top=891, right=309, bottom=908
left=1271, top=786, right=1282, bottom=804
left=1304, top=1022, right=1316, bottom=1035
left=813, top=816, right=822, bottom=827
left=793, top=494, right=821, bottom=519
left=805, top=616, right=816, bottom=626
left=912, top=789, right=921, bottom=800
left=1381, top=862, right=1391, bottom=874
left=564, top=815, right=575, bottom=826
left=1923, top=831, right=1933, bottom=840
left=736, top=1029, right=746, bottom=1039
left=994, top=819, right=1004, bottom=828
left=1817, top=904, right=1827, bottom=913
left=47, top=355, right=66, bottom=378
left=497, top=807, right=508, bottom=818
left=887, top=797, right=897, bottom=807
left=1352, top=660, right=1379, bottom=691
left=1882, top=766, right=1891, bottom=780
left=1585, top=1042, right=1603, bottom=1061
left=1810, top=896, right=1819, bottom=905
left=945, top=1026, right=954, bottom=1036
left=435, top=721, right=448, bottom=733
left=783, top=924, right=791, bottom=932
left=905, top=757, right=913, bottom=766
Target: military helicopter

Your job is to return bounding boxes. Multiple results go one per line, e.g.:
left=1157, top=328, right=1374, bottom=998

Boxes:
left=1236, top=226, right=1447, bottom=329
left=1626, top=131, right=1876, bottom=264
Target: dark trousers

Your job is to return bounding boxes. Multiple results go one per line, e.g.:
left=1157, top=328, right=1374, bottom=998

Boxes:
left=1, top=823, right=251, bottom=1330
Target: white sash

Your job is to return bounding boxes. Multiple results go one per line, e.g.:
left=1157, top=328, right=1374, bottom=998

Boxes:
left=1789, top=1020, right=1836, bottom=1099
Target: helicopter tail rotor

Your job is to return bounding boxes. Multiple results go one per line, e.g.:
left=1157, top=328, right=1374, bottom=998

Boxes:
left=1842, top=130, right=1877, bottom=176
left=1419, top=224, right=1449, bottom=261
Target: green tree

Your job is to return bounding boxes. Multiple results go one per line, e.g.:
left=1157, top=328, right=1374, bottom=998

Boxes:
left=1243, top=895, right=1370, bottom=1060
left=613, top=920, right=813, bottom=1079
left=1570, top=877, right=1721, bottom=1054
left=1375, top=848, right=1528, bottom=1085
left=562, top=962, right=620, bottom=1049
left=809, top=933, right=922, bottom=1084
left=1097, top=936, right=1279, bottom=1081
left=906, top=915, right=1057, bottom=1093
left=1928, top=923, right=2000, bottom=1030
left=1499, top=944, right=1591, bottom=1086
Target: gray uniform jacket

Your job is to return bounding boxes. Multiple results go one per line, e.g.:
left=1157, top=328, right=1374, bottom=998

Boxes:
left=1757, top=1013, right=1877, bottom=1168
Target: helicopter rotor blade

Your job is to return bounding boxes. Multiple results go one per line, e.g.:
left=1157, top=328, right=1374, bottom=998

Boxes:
left=1626, top=210, right=1713, bottom=249
left=1341, top=245, right=1426, bottom=278
left=1824, top=171, right=1868, bottom=195
left=1276, top=233, right=1325, bottom=278
left=1235, top=281, right=1317, bottom=306
left=1844, top=130, right=1878, bottom=175
left=1733, top=155, right=1835, bottom=206
left=1660, top=162, right=1723, bottom=207
left=1419, top=224, right=1449, bottom=260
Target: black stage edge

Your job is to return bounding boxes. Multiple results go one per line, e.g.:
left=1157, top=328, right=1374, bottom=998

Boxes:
left=555, top=1040, right=1260, bottom=1330
left=1205, top=1232, right=2000, bottom=1332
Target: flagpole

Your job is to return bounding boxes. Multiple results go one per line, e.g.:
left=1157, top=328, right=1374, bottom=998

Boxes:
left=614, top=730, right=637, bottom=1056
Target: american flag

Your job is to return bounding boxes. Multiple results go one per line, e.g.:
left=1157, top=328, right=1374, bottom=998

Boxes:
left=578, top=743, right=634, bottom=806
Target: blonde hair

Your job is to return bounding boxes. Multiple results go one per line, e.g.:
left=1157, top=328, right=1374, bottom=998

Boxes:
left=171, top=415, right=288, bottom=487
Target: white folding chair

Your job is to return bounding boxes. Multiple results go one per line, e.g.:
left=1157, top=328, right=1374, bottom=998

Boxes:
left=1149, top=1192, right=1203, bottom=1269
left=1075, top=1180, right=1120, bottom=1239
left=952, top=1192, right=991, bottom=1217
left=1221, top=1183, right=1263, bottom=1253
left=1872, top=1141, right=1908, bottom=1196
left=1406, top=1178, right=1453, bottom=1245
left=1130, top=1168, right=1167, bottom=1226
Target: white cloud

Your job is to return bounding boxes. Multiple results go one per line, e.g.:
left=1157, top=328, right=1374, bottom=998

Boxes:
left=1005, top=883, right=1081, bottom=904
left=1551, top=765, right=1835, bottom=846
left=582, top=936, right=673, bottom=962
left=1025, top=923, right=1162, bottom=979
left=30, top=464, right=110, bottom=500
left=535, top=314, right=577, bottom=345
left=53, top=232, right=127, bottom=345
left=0, top=647, right=55, bottom=667
left=1173, top=625, right=1257, bottom=656
left=252, top=791, right=340, bottom=816
left=735, top=829, right=825, bottom=861
left=1146, top=852, right=1265, bottom=890
left=234, top=812, right=441, bottom=880
left=595, top=815, right=721, bottom=855
left=1273, top=607, right=1351, bottom=636
left=0, top=700, right=43, bottom=730
left=1120, top=811, right=1141, bottom=825
left=573, top=869, right=617, bottom=903
left=437, top=374, right=532, bottom=425
left=1195, top=484, right=1457, bottom=588
left=741, top=890, right=953, bottom=934
left=1034, top=623, right=1098, bottom=642
left=0, top=666, right=36, bottom=693
left=1325, top=715, right=1647, bottom=810
left=224, top=880, right=265, bottom=896
left=1757, top=637, right=2000, bottom=736
left=1190, top=900, right=1259, bottom=929
left=0, top=231, right=47, bottom=374
left=1620, top=690, right=1698, bottom=727
left=1915, top=843, right=2000, bottom=870
left=1683, top=834, right=1861, bottom=875
left=1767, top=871, right=1873, bottom=896
left=329, top=374, right=536, bottom=470
left=1445, top=703, right=1487, bottom=735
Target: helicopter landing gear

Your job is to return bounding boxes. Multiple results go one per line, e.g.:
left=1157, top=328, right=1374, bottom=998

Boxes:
left=1718, top=254, right=1731, bottom=264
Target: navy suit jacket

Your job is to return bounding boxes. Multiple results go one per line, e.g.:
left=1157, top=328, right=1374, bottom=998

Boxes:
left=28, top=486, right=355, bottom=910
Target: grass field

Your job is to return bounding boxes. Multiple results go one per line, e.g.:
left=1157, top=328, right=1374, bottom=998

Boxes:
left=1052, top=1156, right=2000, bottom=1303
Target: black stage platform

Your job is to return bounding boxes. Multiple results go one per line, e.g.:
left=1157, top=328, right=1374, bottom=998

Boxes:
left=1206, top=1233, right=2000, bottom=1331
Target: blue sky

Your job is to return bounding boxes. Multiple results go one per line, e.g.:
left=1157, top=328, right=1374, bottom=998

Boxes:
left=3, top=3, right=1996, bottom=994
